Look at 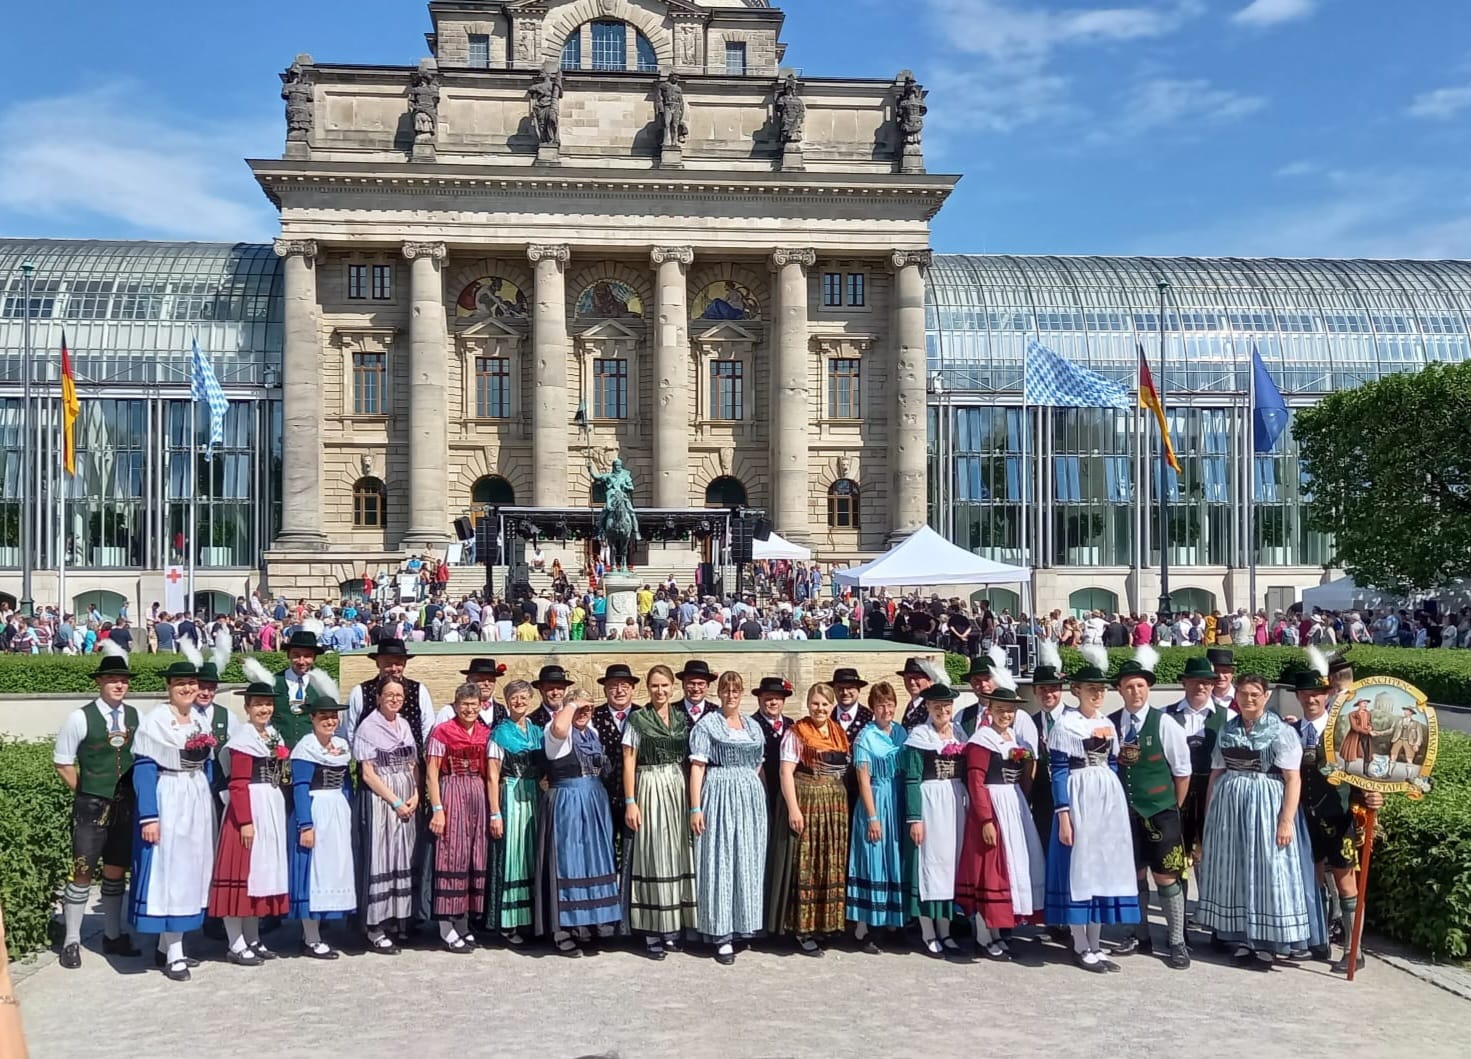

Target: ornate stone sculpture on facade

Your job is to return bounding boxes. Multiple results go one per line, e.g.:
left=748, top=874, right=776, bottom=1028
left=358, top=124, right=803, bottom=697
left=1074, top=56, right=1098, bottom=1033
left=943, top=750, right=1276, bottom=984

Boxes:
left=528, top=69, right=563, bottom=147
left=654, top=72, right=689, bottom=153
left=774, top=72, right=805, bottom=144
left=676, top=23, right=699, bottom=67
left=896, top=73, right=927, bottom=146
left=280, top=56, right=315, bottom=155
left=409, top=61, right=440, bottom=147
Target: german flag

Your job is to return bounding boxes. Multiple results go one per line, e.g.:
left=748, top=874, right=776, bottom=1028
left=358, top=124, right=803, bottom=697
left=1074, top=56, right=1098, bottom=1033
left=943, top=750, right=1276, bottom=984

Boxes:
left=61, top=333, right=80, bottom=477
left=1138, top=344, right=1181, bottom=473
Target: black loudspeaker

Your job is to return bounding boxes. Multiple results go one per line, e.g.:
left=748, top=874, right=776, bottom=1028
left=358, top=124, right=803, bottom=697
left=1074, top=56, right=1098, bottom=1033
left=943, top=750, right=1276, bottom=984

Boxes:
left=476, top=520, right=502, bottom=565
left=730, top=516, right=755, bottom=564
left=753, top=517, right=774, bottom=542
left=453, top=516, right=475, bottom=541
left=698, top=561, right=715, bottom=589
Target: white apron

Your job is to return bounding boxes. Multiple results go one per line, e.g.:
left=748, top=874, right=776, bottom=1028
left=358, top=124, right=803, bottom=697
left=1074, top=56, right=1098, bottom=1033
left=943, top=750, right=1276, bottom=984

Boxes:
left=245, top=782, right=289, bottom=898
left=1066, top=766, right=1137, bottom=901
left=307, top=787, right=356, bottom=911
left=918, top=778, right=967, bottom=901
left=144, top=768, right=215, bottom=916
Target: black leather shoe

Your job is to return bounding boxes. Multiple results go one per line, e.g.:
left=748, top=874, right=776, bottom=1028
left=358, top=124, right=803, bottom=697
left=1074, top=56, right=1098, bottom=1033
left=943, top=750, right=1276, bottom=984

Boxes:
left=102, top=934, right=141, bottom=957
left=643, top=943, right=667, bottom=961
left=225, top=947, right=263, bottom=967
left=300, top=943, right=340, bottom=960
left=1168, top=943, right=1191, bottom=970
left=154, top=951, right=201, bottom=968
left=1330, top=952, right=1366, bottom=974
left=714, top=950, right=735, bottom=966
left=59, top=943, right=81, bottom=969
left=249, top=941, right=277, bottom=961
left=164, top=960, right=192, bottom=982
left=1072, top=950, right=1108, bottom=974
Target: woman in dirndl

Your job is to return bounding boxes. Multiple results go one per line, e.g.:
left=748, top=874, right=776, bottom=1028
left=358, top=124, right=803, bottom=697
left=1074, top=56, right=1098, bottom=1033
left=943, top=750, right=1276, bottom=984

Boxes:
left=485, top=679, right=544, bottom=946
left=689, top=671, right=771, bottom=965
left=208, top=680, right=291, bottom=966
left=774, top=682, right=851, bottom=956
left=900, top=684, right=969, bottom=957
left=1043, top=653, right=1140, bottom=973
left=957, top=686, right=1046, bottom=960
left=352, top=677, right=421, bottom=954
left=845, top=680, right=908, bottom=952
left=535, top=686, right=621, bottom=956
left=426, top=682, right=492, bottom=953
left=288, top=688, right=355, bottom=959
left=129, top=661, right=216, bottom=981
left=621, top=664, right=696, bottom=959
left=1196, top=674, right=1311, bottom=968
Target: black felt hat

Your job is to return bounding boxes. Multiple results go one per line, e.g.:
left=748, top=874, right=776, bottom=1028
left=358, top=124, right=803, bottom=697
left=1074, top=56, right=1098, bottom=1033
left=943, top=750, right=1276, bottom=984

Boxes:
left=162, top=661, right=199, bottom=682
left=1029, top=664, right=1066, bottom=687
left=831, top=666, right=868, bottom=688
left=305, top=696, right=348, bottom=714
left=532, top=664, right=574, bottom=689
left=755, top=676, right=794, bottom=698
left=243, top=681, right=277, bottom=699
left=93, top=655, right=133, bottom=679
left=897, top=657, right=930, bottom=678
left=462, top=658, right=507, bottom=678
left=368, top=637, right=410, bottom=659
left=1287, top=669, right=1331, bottom=693
left=918, top=684, right=957, bottom=703
left=983, top=687, right=1024, bottom=704
left=1113, top=660, right=1157, bottom=687
left=964, top=656, right=994, bottom=681
left=284, top=630, right=326, bottom=655
left=1180, top=656, right=1216, bottom=681
left=1327, top=650, right=1353, bottom=675
left=675, top=660, right=715, bottom=681
left=1206, top=648, right=1235, bottom=668
left=597, top=663, right=640, bottom=686
left=196, top=662, right=221, bottom=685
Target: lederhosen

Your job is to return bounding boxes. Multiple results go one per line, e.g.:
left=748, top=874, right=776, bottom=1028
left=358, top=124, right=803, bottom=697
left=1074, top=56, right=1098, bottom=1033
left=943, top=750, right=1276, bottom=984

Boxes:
left=71, top=700, right=139, bottom=875
left=1167, top=701, right=1226, bottom=854
left=1111, top=708, right=1186, bottom=877
left=1288, top=718, right=1358, bottom=871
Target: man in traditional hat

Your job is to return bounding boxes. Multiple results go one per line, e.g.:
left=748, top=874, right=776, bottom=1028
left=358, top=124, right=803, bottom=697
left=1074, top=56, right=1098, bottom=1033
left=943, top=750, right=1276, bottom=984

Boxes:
left=344, top=637, right=434, bottom=752
left=435, top=658, right=508, bottom=728
left=191, top=656, right=241, bottom=808
left=529, top=664, right=574, bottom=727
left=898, top=657, right=937, bottom=730
left=831, top=667, right=872, bottom=741
left=1025, top=647, right=1069, bottom=861
left=1327, top=651, right=1354, bottom=704
left=1206, top=648, right=1236, bottom=711
left=751, top=676, right=794, bottom=812
left=675, top=660, right=717, bottom=726
left=1284, top=663, right=1382, bottom=973
left=1108, top=654, right=1192, bottom=969
left=272, top=627, right=330, bottom=749
left=1164, top=655, right=1229, bottom=911
left=593, top=663, right=643, bottom=856
left=51, top=651, right=144, bottom=968
left=951, top=657, right=993, bottom=739
left=1388, top=705, right=1425, bottom=766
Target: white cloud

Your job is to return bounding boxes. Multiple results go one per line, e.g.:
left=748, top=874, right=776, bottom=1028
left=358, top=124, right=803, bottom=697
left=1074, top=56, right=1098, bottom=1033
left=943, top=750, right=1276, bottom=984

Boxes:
left=1231, top=0, right=1317, bottom=27
left=926, top=0, right=1201, bottom=60
left=1112, top=78, right=1265, bottom=136
left=0, top=83, right=276, bottom=241
left=1274, top=160, right=1317, bottom=177
left=1407, top=85, right=1471, bottom=120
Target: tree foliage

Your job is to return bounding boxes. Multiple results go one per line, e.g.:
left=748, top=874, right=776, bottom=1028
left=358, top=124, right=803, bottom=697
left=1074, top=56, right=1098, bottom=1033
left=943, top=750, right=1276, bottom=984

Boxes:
left=1293, top=362, right=1471, bottom=592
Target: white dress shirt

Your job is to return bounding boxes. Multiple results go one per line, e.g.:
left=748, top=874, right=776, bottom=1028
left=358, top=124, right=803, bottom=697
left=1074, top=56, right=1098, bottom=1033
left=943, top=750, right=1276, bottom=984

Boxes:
left=1118, top=704, right=1192, bottom=777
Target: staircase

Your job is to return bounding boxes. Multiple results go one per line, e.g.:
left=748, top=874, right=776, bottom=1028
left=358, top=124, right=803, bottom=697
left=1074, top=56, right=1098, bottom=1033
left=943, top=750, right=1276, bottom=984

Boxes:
left=437, top=544, right=724, bottom=602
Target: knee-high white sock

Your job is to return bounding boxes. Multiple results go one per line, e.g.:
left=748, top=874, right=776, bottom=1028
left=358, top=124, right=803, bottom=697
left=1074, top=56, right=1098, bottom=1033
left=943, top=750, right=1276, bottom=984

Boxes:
left=99, top=878, right=126, bottom=939
left=62, top=882, right=89, bottom=946
left=438, top=920, right=461, bottom=943
left=1070, top=924, right=1090, bottom=954
left=1086, top=921, right=1102, bottom=950
left=919, top=916, right=937, bottom=943
left=973, top=915, right=993, bottom=946
left=241, top=916, right=261, bottom=946
left=224, top=916, right=247, bottom=953
left=302, top=919, right=323, bottom=947
left=162, top=932, right=184, bottom=965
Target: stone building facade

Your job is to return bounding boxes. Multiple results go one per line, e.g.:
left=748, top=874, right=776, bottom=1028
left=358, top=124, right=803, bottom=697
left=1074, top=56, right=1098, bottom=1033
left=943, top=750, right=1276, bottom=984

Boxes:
left=253, top=0, right=956, bottom=595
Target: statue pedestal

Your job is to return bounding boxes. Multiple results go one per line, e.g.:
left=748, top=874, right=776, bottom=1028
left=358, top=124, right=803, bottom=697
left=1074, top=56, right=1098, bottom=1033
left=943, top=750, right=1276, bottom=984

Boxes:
left=603, top=572, right=640, bottom=639
left=411, top=141, right=437, bottom=163
left=284, top=140, right=312, bottom=160
left=780, top=144, right=805, bottom=172
left=899, top=144, right=925, bottom=174
left=536, top=143, right=562, bottom=166
left=659, top=145, right=684, bottom=170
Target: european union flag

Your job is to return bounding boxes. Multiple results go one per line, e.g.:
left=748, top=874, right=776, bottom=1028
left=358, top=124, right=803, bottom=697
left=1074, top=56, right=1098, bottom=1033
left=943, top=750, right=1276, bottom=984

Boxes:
left=1251, top=344, right=1289, bottom=453
left=1024, top=339, right=1131, bottom=409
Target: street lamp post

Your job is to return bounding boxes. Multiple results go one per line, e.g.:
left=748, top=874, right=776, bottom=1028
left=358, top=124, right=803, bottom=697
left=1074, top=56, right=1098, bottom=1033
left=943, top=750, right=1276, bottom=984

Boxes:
left=1156, top=278, right=1172, bottom=624
left=19, top=261, right=35, bottom=618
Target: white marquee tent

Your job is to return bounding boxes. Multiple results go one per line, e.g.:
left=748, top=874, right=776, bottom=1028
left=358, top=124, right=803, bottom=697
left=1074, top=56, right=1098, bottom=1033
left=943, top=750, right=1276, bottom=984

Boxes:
left=833, top=526, right=1031, bottom=589
left=753, top=531, right=812, bottom=562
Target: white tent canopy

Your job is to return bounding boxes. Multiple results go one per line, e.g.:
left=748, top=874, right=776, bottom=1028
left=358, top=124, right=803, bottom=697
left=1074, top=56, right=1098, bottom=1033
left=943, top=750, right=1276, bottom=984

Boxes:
left=1302, top=575, right=1394, bottom=613
left=833, top=526, right=1031, bottom=588
left=753, top=531, right=811, bottom=561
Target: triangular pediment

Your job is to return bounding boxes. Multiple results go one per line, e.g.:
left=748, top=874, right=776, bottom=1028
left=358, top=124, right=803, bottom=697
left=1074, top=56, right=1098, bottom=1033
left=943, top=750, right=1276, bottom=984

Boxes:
left=692, top=321, right=758, bottom=343
left=578, top=318, right=642, bottom=341
left=457, top=315, right=524, bottom=339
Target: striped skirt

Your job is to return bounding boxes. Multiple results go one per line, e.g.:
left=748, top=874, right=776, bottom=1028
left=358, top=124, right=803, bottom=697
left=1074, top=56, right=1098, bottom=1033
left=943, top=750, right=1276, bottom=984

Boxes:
left=622, top=763, right=696, bottom=937
left=486, top=776, right=538, bottom=931
left=534, top=776, right=621, bottom=932
left=786, top=773, right=851, bottom=936
left=357, top=767, right=418, bottom=930
left=695, top=764, right=769, bottom=942
left=1196, top=771, right=1311, bottom=954
left=846, top=771, right=906, bottom=927
left=431, top=772, right=487, bottom=919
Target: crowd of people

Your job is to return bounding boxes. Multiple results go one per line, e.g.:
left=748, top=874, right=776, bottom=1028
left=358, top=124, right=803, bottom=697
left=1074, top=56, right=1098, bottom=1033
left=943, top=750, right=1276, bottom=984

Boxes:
left=51, top=628, right=1379, bottom=979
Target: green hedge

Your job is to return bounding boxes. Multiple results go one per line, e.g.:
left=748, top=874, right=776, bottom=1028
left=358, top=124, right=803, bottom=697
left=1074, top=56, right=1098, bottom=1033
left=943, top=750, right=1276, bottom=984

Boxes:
left=0, top=738, right=73, bottom=961
left=1368, top=731, right=1471, bottom=958
left=0, top=652, right=340, bottom=696
left=944, top=646, right=1471, bottom=706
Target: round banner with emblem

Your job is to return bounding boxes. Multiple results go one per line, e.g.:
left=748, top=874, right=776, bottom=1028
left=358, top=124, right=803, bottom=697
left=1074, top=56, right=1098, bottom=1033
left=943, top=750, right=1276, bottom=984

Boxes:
left=1322, top=677, right=1437, bottom=799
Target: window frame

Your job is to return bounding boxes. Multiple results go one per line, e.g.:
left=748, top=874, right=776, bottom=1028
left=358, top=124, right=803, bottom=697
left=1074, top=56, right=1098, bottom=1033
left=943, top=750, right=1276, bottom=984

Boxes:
left=709, top=359, right=744, bottom=421
left=826, top=357, right=862, bottom=419
left=725, top=41, right=747, bottom=75
left=590, top=19, right=627, bottom=71
left=846, top=273, right=866, bottom=307
left=593, top=356, right=629, bottom=419
left=352, top=477, right=386, bottom=529
left=347, top=264, right=367, bottom=301
left=351, top=351, right=387, bottom=416
left=827, top=479, right=860, bottom=530
left=466, top=33, right=491, bottom=69
left=822, top=272, right=843, bottom=307
left=370, top=264, right=392, bottom=301
left=474, top=355, right=512, bottom=419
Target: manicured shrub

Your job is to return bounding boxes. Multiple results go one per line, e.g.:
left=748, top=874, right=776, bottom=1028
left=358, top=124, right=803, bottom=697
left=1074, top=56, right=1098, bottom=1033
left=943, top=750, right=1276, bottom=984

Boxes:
left=0, top=652, right=340, bottom=696
left=0, top=738, right=73, bottom=960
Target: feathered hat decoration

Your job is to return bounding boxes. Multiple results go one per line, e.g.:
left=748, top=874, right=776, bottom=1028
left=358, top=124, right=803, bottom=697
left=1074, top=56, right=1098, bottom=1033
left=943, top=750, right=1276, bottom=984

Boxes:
left=242, top=658, right=275, bottom=687
left=212, top=628, right=232, bottom=676
left=308, top=669, right=340, bottom=703
left=986, top=644, right=1018, bottom=693
left=1038, top=638, right=1062, bottom=672
left=1134, top=642, right=1159, bottom=674
left=100, top=639, right=129, bottom=664
left=301, top=617, right=325, bottom=639
left=1080, top=643, right=1109, bottom=675
left=179, top=637, right=204, bottom=669
left=1306, top=644, right=1329, bottom=678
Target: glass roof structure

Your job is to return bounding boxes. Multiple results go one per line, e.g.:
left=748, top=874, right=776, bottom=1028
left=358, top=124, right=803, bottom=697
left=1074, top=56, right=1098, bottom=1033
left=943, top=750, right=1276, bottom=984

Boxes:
left=0, top=240, right=282, bottom=388
left=927, top=255, right=1471, bottom=397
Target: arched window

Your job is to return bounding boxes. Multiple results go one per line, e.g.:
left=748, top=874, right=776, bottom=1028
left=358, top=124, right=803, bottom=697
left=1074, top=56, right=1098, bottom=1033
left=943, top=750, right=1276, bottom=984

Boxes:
left=827, top=479, right=859, bottom=529
left=472, top=475, right=516, bottom=506
left=705, top=476, right=747, bottom=508
left=560, top=33, right=581, bottom=70
left=1169, top=587, right=1216, bottom=618
left=973, top=587, right=1020, bottom=616
left=352, top=477, right=386, bottom=528
left=1068, top=587, right=1119, bottom=618
left=635, top=31, right=657, bottom=72
left=562, top=20, right=658, bottom=72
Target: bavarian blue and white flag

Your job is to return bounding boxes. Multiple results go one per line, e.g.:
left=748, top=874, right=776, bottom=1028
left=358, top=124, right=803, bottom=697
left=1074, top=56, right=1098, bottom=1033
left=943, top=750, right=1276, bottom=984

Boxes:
left=190, top=338, right=228, bottom=457
left=1023, top=339, right=1131, bottom=409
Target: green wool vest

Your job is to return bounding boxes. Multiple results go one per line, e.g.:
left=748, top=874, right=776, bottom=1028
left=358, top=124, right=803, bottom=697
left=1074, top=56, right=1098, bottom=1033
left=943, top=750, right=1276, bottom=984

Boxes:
left=272, top=671, right=321, bottom=748
left=1116, top=708, right=1176, bottom=818
left=77, top=701, right=139, bottom=800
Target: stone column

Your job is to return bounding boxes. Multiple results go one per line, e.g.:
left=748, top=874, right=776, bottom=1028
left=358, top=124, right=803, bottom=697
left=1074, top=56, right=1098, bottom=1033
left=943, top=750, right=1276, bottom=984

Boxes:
left=890, top=249, right=932, bottom=541
left=651, top=246, right=694, bottom=508
left=272, top=238, right=325, bottom=547
left=770, top=248, right=816, bottom=540
left=528, top=244, right=571, bottom=507
left=401, top=242, right=450, bottom=547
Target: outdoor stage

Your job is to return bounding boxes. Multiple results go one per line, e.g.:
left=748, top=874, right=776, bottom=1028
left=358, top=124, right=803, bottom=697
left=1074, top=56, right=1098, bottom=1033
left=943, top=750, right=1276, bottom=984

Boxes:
left=339, top=641, right=942, bottom=706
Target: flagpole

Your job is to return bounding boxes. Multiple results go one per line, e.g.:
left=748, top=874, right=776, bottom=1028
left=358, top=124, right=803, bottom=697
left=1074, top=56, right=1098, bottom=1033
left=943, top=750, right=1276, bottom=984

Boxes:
left=1246, top=344, right=1257, bottom=615
left=187, top=368, right=197, bottom=617
left=1021, top=339, right=1030, bottom=577
left=57, top=334, right=67, bottom=622
left=1156, top=279, right=1171, bottom=621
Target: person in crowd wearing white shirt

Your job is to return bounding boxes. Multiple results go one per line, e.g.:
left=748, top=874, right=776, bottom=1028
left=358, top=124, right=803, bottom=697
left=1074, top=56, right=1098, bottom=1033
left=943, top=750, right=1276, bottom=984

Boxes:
left=271, top=628, right=330, bottom=749
left=897, top=657, right=937, bottom=730
left=344, top=638, right=435, bottom=753
left=1207, top=647, right=1237, bottom=710
left=1082, top=611, right=1107, bottom=646
left=435, top=658, right=508, bottom=728
left=675, top=660, right=717, bottom=726
left=1108, top=647, right=1193, bottom=969
left=52, top=651, right=144, bottom=968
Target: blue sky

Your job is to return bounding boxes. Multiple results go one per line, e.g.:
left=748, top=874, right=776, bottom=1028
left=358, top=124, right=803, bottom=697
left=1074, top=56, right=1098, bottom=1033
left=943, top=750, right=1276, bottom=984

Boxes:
left=2, top=0, right=1469, bottom=258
